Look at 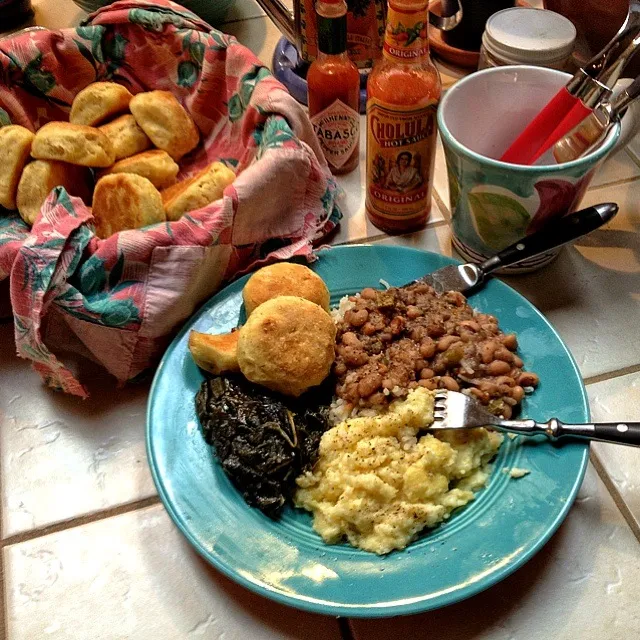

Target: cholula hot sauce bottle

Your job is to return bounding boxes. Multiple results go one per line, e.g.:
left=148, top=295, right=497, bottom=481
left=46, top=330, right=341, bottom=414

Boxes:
left=307, top=0, right=361, bottom=175
left=365, top=0, right=441, bottom=233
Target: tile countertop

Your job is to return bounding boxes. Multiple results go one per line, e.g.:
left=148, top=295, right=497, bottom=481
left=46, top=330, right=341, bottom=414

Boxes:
left=2, top=1, right=640, bottom=639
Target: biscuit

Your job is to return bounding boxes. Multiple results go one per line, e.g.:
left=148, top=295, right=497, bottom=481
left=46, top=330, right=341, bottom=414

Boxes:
left=92, top=173, right=165, bottom=238
left=0, top=125, right=35, bottom=209
left=243, top=263, right=330, bottom=316
left=69, top=82, right=133, bottom=126
left=188, top=330, right=240, bottom=375
left=17, top=160, right=93, bottom=225
left=130, top=90, right=199, bottom=160
left=98, top=150, right=179, bottom=189
left=32, top=122, right=115, bottom=167
left=161, top=162, right=235, bottom=221
left=237, top=296, right=336, bottom=397
left=99, top=114, right=151, bottom=161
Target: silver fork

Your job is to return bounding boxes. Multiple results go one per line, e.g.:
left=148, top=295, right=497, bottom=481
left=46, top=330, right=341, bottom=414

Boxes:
left=432, top=390, right=640, bottom=447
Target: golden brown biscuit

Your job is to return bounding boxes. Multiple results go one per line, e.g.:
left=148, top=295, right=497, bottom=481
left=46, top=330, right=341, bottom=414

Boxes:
left=0, top=125, right=34, bottom=209
left=99, top=114, right=151, bottom=161
left=92, top=173, right=165, bottom=238
left=161, top=162, right=235, bottom=221
left=98, top=150, right=179, bottom=189
left=129, top=90, right=199, bottom=160
left=188, top=330, right=240, bottom=375
left=69, top=82, right=133, bottom=126
left=17, top=160, right=93, bottom=225
left=243, top=263, right=330, bottom=316
left=237, top=296, right=336, bottom=397
left=32, top=122, right=115, bottom=167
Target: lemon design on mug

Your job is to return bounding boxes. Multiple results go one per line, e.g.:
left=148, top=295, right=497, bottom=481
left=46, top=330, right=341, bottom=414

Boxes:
left=467, top=191, right=531, bottom=251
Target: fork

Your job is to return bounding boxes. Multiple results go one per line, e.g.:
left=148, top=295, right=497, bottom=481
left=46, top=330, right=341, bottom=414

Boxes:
left=432, top=390, right=640, bottom=447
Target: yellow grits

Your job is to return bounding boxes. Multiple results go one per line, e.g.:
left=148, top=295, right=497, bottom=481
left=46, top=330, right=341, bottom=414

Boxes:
left=295, top=387, right=503, bottom=555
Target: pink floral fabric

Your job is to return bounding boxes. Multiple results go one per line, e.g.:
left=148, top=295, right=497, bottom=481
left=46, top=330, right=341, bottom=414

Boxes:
left=0, top=0, right=341, bottom=397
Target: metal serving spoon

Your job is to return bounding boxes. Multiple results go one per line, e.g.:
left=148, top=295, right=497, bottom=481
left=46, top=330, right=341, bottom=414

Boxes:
left=417, top=202, right=618, bottom=294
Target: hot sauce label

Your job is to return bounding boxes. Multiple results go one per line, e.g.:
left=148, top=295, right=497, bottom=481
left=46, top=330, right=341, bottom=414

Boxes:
left=366, top=98, right=437, bottom=220
left=383, top=5, right=429, bottom=62
left=311, top=100, right=360, bottom=170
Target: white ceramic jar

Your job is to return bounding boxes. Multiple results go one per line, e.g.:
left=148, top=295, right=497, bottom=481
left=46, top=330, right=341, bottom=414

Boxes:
left=478, top=7, right=576, bottom=71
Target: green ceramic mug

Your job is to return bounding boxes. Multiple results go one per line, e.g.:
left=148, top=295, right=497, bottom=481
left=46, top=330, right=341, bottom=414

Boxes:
left=437, top=65, right=624, bottom=272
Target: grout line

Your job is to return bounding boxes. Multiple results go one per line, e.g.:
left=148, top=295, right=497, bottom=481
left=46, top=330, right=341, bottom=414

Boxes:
left=432, top=188, right=451, bottom=221
left=425, top=218, right=450, bottom=230
left=586, top=173, right=640, bottom=192
left=334, top=233, right=388, bottom=246
left=583, top=363, right=640, bottom=386
left=624, top=146, right=640, bottom=172
left=338, top=617, right=356, bottom=640
left=590, top=448, right=640, bottom=545
left=333, top=217, right=450, bottom=247
left=0, top=496, right=160, bottom=549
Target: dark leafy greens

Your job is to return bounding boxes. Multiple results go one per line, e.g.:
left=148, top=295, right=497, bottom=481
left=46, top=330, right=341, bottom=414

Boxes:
left=195, top=374, right=331, bottom=518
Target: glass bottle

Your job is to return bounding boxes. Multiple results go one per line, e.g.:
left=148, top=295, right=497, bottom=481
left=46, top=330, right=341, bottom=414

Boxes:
left=307, top=0, right=361, bottom=175
left=365, top=0, right=441, bottom=233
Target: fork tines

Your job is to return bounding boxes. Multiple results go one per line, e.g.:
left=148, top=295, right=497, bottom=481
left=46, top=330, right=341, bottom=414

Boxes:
left=433, top=390, right=447, bottom=422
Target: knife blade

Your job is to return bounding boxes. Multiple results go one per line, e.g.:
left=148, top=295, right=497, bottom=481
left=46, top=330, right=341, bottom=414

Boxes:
left=416, top=202, right=618, bottom=294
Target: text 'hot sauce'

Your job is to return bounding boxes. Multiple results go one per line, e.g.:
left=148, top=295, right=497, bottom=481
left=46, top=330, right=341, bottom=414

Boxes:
left=307, top=0, right=361, bottom=175
left=366, top=0, right=441, bottom=233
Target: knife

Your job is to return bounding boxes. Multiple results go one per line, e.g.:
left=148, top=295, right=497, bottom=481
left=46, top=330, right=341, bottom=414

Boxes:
left=416, top=202, right=618, bottom=293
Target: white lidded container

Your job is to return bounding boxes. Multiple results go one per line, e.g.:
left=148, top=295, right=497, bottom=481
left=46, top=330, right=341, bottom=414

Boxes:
left=478, top=7, right=576, bottom=71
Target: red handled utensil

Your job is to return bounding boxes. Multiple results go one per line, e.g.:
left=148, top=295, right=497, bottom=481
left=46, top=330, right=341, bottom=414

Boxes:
left=500, top=0, right=640, bottom=165
left=553, top=74, right=640, bottom=163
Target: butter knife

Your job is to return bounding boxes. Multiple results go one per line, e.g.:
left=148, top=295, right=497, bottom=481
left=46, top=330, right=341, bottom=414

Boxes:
left=417, top=202, right=618, bottom=293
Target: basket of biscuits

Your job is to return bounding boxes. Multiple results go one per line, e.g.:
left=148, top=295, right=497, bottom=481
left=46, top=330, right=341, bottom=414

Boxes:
left=0, top=0, right=341, bottom=397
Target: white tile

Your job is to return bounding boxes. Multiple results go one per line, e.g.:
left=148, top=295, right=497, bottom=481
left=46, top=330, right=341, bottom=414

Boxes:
left=590, top=149, right=640, bottom=188
left=222, top=15, right=284, bottom=68
left=588, top=371, right=640, bottom=529
left=350, top=463, right=640, bottom=640
left=3, top=504, right=343, bottom=640
left=496, top=180, right=640, bottom=379
left=0, top=324, right=155, bottom=538
left=222, top=0, right=266, bottom=23
left=434, top=58, right=469, bottom=91
left=623, top=131, right=640, bottom=166
left=371, top=220, right=451, bottom=255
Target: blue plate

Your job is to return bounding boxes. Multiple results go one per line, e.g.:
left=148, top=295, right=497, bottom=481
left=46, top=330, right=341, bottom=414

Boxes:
left=146, top=245, right=589, bottom=618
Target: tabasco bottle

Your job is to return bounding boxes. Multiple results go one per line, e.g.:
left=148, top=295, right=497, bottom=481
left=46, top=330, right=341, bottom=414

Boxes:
left=365, top=0, right=441, bottom=233
left=308, top=0, right=361, bottom=175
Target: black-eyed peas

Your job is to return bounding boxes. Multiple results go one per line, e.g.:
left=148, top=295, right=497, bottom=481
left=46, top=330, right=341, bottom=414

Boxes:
left=486, top=360, right=512, bottom=376
left=333, top=282, right=539, bottom=415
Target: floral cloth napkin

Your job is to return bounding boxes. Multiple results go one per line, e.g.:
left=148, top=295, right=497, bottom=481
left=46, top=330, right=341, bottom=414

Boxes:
left=0, top=0, right=341, bottom=397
